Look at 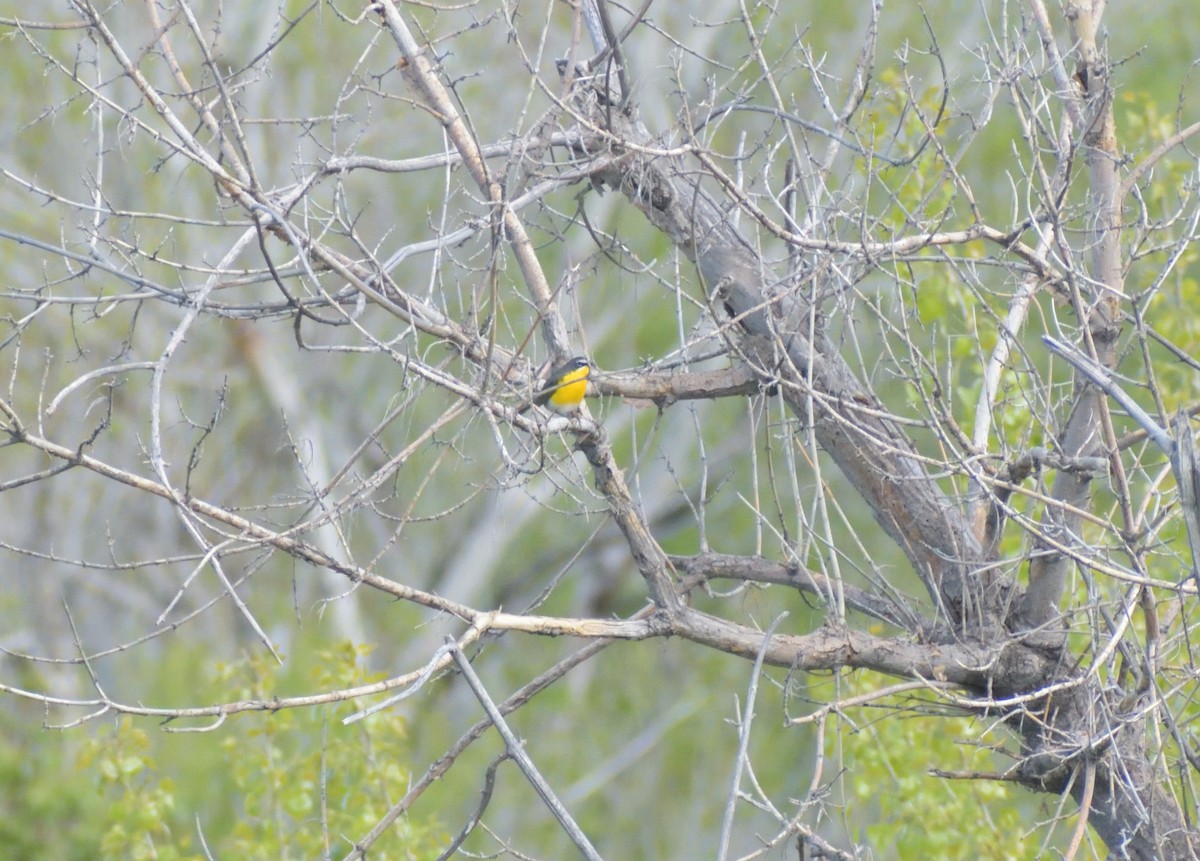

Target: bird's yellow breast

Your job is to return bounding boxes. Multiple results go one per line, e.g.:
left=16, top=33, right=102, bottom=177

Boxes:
left=543, top=365, right=590, bottom=412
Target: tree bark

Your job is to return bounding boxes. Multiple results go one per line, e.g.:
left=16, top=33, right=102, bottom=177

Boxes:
left=561, top=8, right=1198, bottom=851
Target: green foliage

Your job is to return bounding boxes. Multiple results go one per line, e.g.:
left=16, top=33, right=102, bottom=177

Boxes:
left=1118, top=90, right=1200, bottom=412
left=0, top=713, right=109, bottom=860
left=830, top=673, right=1038, bottom=860
left=75, top=643, right=444, bottom=860
left=1143, top=276, right=1200, bottom=409
left=78, top=720, right=196, bottom=861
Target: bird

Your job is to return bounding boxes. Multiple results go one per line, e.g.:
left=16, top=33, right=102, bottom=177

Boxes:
left=518, top=356, right=591, bottom=416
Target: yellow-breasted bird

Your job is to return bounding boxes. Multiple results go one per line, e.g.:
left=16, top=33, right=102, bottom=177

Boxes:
left=518, top=356, right=591, bottom=415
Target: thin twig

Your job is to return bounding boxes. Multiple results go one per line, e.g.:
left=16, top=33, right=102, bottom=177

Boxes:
left=717, top=615, right=786, bottom=861
left=448, top=639, right=606, bottom=861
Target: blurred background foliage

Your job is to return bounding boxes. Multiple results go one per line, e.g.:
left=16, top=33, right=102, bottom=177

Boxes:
left=0, top=0, right=1197, bottom=857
